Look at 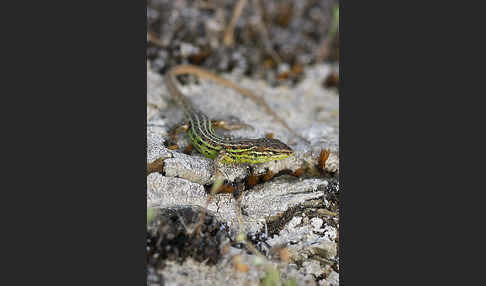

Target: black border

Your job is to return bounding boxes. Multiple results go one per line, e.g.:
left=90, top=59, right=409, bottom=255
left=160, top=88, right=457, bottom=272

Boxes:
left=341, top=1, right=485, bottom=285
left=5, top=0, right=482, bottom=284
left=3, top=1, right=147, bottom=284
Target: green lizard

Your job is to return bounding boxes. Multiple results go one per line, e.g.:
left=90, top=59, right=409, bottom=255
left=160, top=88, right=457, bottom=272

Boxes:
left=163, top=64, right=301, bottom=235
left=164, top=65, right=296, bottom=164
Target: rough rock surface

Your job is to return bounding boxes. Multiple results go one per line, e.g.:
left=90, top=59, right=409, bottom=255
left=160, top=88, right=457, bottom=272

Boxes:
left=147, top=63, right=339, bottom=286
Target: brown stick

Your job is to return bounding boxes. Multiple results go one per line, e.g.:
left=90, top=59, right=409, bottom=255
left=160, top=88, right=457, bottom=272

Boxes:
left=223, top=0, right=247, bottom=46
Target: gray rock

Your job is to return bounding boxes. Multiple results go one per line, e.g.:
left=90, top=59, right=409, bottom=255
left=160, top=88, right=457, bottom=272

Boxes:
left=302, top=260, right=324, bottom=278
left=242, top=177, right=329, bottom=233
left=163, top=152, right=249, bottom=186
left=147, top=131, right=172, bottom=165
left=319, top=271, right=339, bottom=286
left=146, top=63, right=339, bottom=285
left=147, top=173, right=206, bottom=208
left=147, top=66, right=168, bottom=120
left=160, top=255, right=321, bottom=286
